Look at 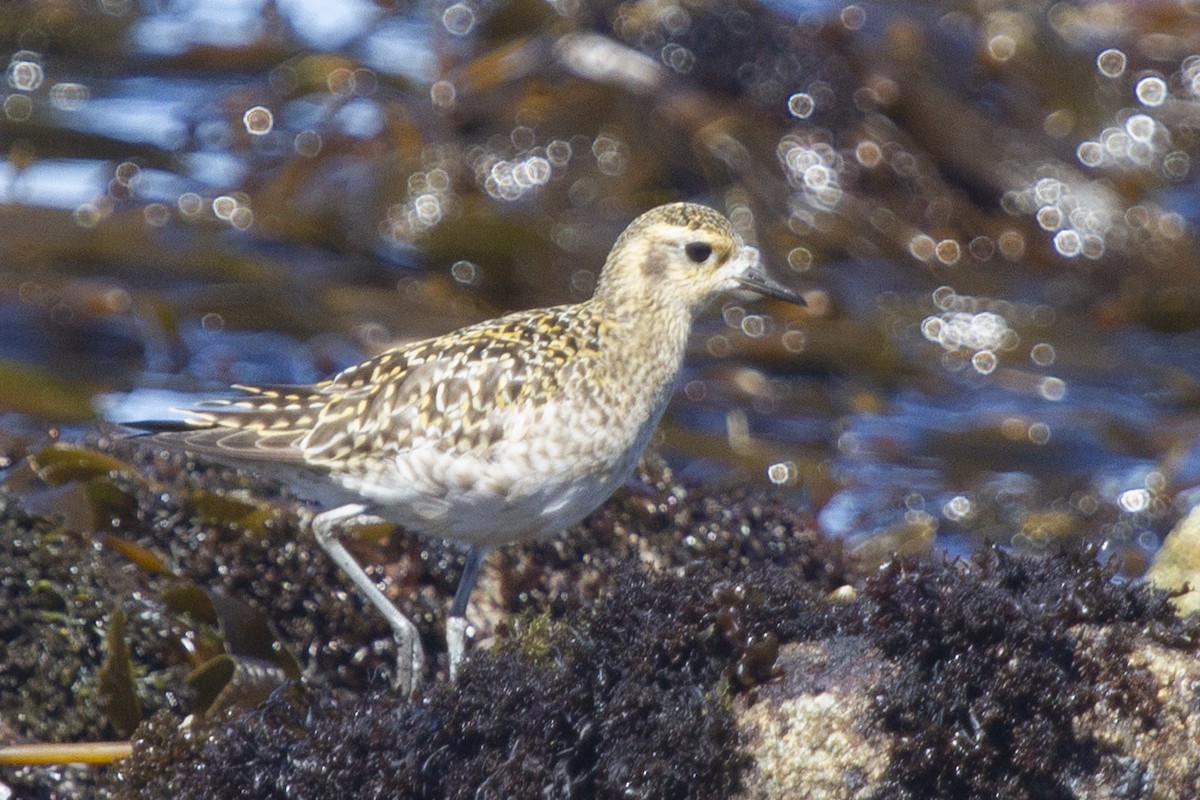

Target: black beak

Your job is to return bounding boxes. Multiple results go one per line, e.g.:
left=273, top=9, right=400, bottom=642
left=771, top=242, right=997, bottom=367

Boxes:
left=737, top=263, right=806, bottom=306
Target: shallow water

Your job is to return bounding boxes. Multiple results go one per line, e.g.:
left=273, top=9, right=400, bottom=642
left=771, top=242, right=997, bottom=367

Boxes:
left=4, top=0, right=1200, bottom=573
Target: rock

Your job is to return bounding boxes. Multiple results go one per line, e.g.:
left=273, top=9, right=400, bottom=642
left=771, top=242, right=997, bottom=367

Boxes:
left=1146, top=505, right=1200, bottom=615
left=738, top=639, right=889, bottom=800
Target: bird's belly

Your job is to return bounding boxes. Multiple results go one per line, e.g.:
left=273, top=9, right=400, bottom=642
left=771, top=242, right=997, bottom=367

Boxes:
left=333, top=430, right=645, bottom=547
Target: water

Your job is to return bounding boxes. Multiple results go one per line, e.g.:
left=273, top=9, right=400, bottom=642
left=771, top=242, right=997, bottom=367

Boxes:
left=4, top=0, right=1200, bottom=573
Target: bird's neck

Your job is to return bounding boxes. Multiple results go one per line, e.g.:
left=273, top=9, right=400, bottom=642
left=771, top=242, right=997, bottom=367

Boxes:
left=594, top=282, right=693, bottom=348
left=587, top=288, right=695, bottom=414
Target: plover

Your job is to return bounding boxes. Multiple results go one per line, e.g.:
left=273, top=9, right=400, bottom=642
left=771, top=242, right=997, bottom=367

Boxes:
left=136, top=202, right=804, bottom=694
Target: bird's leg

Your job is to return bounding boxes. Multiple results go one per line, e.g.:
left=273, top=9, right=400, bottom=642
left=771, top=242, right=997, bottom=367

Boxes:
left=446, top=544, right=490, bottom=683
left=311, top=503, right=425, bottom=695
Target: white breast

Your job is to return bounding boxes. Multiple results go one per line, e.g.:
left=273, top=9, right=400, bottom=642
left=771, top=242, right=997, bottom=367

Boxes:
left=330, top=391, right=663, bottom=547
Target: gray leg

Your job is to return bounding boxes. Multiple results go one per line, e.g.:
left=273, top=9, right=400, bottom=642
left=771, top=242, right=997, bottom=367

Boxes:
left=311, top=503, right=425, bottom=695
left=447, top=544, right=490, bottom=683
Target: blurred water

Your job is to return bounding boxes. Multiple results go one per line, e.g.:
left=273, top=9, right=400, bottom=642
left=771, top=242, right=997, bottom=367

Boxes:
left=5, top=0, right=1200, bottom=570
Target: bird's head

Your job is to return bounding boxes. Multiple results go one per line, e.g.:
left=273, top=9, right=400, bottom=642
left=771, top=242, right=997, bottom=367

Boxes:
left=593, top=202, right=803, bottom=319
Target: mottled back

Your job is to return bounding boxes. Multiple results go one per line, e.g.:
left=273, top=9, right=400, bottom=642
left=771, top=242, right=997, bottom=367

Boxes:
left=161, top=304, right=608, bottom=475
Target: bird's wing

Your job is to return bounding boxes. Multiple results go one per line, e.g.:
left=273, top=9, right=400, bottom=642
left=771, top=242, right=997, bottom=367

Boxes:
left=141, top=305, right=604, bottom=470
left=137, top=382, right=362, bottom=465
left=301, top=305, right=604, bottom=468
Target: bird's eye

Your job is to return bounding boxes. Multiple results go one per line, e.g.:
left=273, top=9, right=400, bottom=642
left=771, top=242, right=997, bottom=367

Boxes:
left=684, top=241, right=713, bottom=263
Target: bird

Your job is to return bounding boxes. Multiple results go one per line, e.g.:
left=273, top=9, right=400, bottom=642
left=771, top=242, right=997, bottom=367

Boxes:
left=131, top=202, right=805, bottom=695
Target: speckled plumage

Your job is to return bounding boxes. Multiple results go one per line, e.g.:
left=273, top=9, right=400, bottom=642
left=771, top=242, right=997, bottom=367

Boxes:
left=145, top=202, right=803, bottom=692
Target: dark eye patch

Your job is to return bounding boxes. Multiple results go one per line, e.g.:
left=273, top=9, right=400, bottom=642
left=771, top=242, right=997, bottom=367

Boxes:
left=685, top=241, right=712, bottom=263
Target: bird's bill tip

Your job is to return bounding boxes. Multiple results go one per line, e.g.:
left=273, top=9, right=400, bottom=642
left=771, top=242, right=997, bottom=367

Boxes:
left=735, top=255, right=806, bottom=306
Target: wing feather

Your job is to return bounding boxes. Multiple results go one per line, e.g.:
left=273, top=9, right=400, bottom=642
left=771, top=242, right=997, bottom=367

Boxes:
left=141, top=303, right=605, bottom=472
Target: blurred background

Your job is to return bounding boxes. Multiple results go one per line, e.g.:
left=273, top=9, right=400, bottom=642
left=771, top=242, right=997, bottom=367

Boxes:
left=3, top=0, right=1200, bottom=575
